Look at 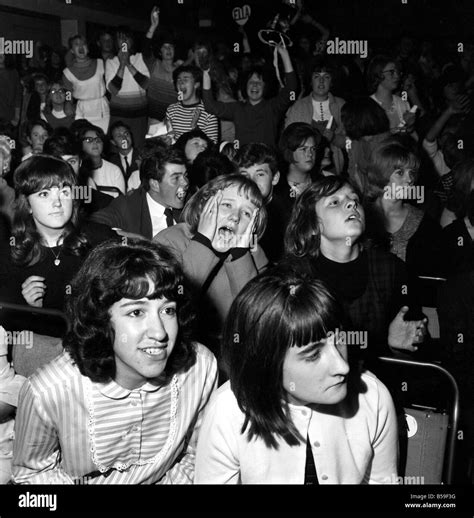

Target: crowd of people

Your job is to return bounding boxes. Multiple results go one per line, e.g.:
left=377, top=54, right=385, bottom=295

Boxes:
left=0, top=1, right=473, bottom=485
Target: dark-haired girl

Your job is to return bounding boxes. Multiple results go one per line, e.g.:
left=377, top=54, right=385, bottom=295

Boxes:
left=202, top=45, right=297, bottom=148
left=12, top=239, right=218, bottom=483
left=195, top=269, right=398, bottom=483
left=283, top=176, right=427, bottom=360
left=0, top=155, right=116, bottom=336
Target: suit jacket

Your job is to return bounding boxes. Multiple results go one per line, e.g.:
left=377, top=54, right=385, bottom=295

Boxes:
left=90, top=186, right=153, bottom=239
left=108, top=149, right=140, bottom=181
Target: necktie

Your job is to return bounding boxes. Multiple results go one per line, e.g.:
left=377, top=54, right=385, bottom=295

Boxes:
left=164, top=207, right=174, bottom=227
left=304, top=434, right=319, bottom=485
left=123, top=155, right=131, bottom=179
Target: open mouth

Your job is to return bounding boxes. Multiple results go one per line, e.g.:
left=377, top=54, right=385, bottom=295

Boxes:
left=176, top=189, right=186, bottom=201
left=140, top=347, right=167, bottom=359
left=345, top=213, right=360, bottom=222
left=218, top=226, right=235, bottom=241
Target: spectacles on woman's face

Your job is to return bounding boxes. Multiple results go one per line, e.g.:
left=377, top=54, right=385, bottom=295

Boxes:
left=50, top=88, right=66, bottom=95
left=82, top=136, right=103, bottom=144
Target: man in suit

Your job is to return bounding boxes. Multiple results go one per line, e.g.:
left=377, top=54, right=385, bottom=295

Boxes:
left=108, top=120, right=140, bottom=186
left=90, top=147, right=188, bottom=239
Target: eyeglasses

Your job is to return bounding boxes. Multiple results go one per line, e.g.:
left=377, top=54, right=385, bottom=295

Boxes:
left=50, top=88, right=66, bottom=94
left=82, top=137, right=103, bottom=144
left=382, top=68, right=399, bottom=77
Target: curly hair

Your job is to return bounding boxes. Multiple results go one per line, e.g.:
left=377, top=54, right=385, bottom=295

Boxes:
left=181, top=174, right=267, bottom=239
left=284, top=176, right=362, bottom=260
left=64, top=239, right=197, bottom=383
left=11, top=155, right=87, bottom=266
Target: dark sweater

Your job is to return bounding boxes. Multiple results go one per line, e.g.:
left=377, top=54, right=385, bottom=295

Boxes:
left=202, top=71, right=298, bottom=148
left=0, top=221, right=118, bottom=336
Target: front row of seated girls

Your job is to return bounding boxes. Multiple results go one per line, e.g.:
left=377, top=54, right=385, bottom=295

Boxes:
left=5, top=240, right=398, bottom=484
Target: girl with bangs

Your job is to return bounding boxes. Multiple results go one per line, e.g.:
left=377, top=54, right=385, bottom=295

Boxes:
left=0, top=155, right=116, bottom=336
left=195, top=269, right=398, bottom=484
left=282, top=175, right=427, bottom=362
left=12, top=240, right=218, bottom=483
left=363, top=135, right=443, bottom=279
left=154, top=174, right=268, bottom=358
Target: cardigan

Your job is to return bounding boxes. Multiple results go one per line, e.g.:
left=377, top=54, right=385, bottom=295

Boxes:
left=284, top=92, right=346, bottom=173
left=202, top=71, right=298, bottom=149
left=195, top=372, right=398, bottom=484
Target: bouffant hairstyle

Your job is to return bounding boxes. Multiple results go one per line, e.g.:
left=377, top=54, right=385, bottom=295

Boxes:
left=64, top=239, right=197, bottom=383
left=278, top=122, right=322, bottom=166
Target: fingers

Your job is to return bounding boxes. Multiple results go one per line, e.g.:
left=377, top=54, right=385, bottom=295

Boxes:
left=21, top=276, right=45, bottom=289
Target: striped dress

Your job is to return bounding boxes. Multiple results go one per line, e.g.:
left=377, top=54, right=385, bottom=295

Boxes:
left=12, top=345, right=218, bottom=484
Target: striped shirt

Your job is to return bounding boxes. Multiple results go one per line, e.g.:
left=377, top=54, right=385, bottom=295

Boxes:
left=165, top=101, right=219, bottom=143
left=12, top=344, right=217, bottom=484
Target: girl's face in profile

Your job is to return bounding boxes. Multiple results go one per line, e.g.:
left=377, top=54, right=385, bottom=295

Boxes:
left=28, top=184, right=73, bottom=234
left=315, top=184, right=365, bottom=244
left=282, top=334, right=349, bottom=406
left=184, top=137, right=208, bottom=164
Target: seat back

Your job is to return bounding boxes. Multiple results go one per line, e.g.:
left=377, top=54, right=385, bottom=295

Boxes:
left=378, top=356, right=459, bottom=484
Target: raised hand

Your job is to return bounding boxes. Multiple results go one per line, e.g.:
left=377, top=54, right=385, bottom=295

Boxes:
left=150, top=6, right=160, bottom=28
left=21, top=275, right=46, bottom=308
left=197, top=191, right=222, bottom=242
left=388, top=306, right=428, bottom=352
left=239, top=208, right=259, bottom=250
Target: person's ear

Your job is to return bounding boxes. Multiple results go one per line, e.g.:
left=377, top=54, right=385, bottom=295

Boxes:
left=194, top=81, right=201, bottom=91
left=149, top=178, right=160, bottom=192
left=272, top=171, right=280, bottom=186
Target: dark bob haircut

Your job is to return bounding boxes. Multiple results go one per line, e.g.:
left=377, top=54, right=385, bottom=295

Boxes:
left=64, top=239, right=197, bottom=383
left=341, top=98, right=390, bottom=140
left=284, top=176, right=363, bottom=260
left=222, top=266, right=348, bottom=449
left=279, top=122, right=322, bottom=165
left=234, top=142, right=279, bottom=177
left=366, top=54, right=395, bottom=94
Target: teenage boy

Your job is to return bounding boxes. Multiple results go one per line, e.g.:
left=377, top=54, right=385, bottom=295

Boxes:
left=108, top=120, right=140, bottom=184
left=165, top=65, right=218, bottom=143
left=235, top=142, right=287, bottom=263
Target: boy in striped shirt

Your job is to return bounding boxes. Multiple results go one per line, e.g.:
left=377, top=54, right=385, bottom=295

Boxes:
left=165, top=65, right=219, bottom=143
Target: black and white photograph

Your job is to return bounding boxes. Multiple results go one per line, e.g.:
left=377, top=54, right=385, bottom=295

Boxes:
left=0, top=0, right=473, bottom=515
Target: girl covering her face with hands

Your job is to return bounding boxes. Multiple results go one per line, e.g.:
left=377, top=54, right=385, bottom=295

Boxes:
left=154, top=174, right=267, bottom=360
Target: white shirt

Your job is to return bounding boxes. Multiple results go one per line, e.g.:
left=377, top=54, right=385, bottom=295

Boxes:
left=87, top=159, right=125, bottom=197
left=127, top=169, right=141, bottom=192
left=119, top=150, right=133, bottom=173
left=312, top=98, right=331, bottom=122
left=105, top=53, right=150, bottom=96
left=146, top=193, right=175, bottom=237
left=195, top=371, right=399, bottom=484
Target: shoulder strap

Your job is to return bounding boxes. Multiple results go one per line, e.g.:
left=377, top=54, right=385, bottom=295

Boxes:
left=200, top=256, right=227, bottom=296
